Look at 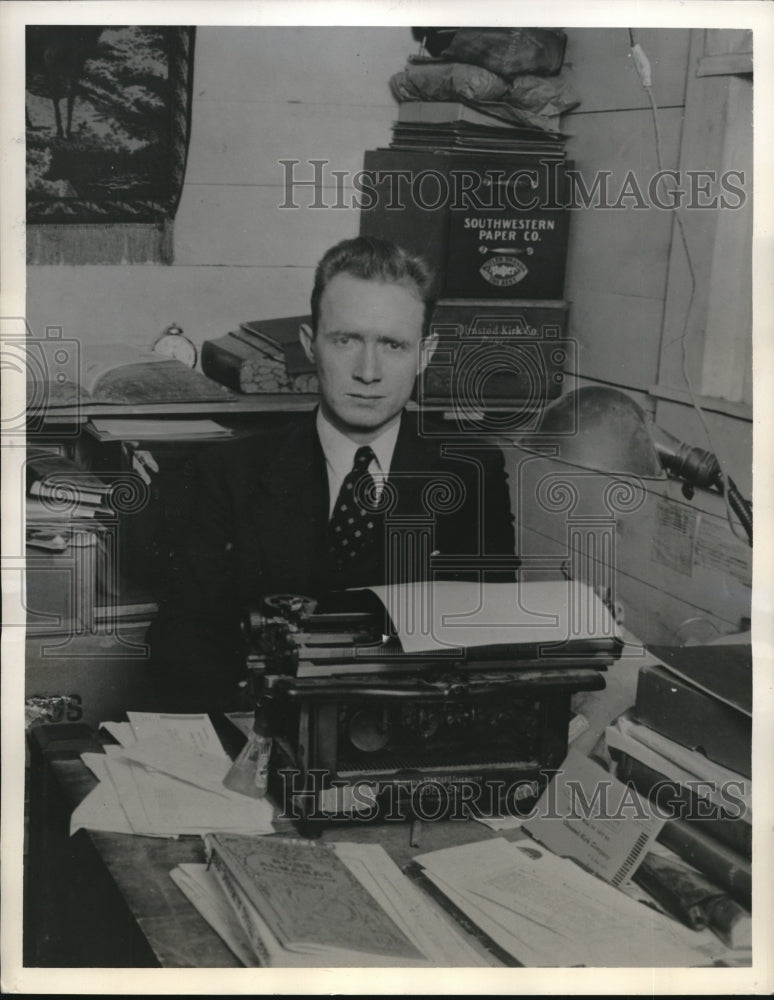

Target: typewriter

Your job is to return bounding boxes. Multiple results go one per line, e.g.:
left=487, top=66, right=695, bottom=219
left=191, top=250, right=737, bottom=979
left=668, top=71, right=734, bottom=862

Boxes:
left=244, top=581, right=622, bottom=827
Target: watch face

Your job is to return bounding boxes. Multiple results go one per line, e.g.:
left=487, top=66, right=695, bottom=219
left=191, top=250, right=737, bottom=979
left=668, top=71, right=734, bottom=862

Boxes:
left=153, top=333, right=198, bottom=368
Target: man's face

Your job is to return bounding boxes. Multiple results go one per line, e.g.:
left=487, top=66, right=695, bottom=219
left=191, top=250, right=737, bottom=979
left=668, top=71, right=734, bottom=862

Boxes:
left=300, top=273, right=435, bottom=443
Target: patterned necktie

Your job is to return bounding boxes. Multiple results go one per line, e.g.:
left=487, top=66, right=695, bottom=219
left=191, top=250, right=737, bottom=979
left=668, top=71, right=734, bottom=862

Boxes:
left=329, top=445, right=381, bottom=570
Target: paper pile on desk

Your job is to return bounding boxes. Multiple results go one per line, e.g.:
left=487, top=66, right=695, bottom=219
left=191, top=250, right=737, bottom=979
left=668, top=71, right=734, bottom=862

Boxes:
left=71, top=712, right=274, bottom=838
left=412, top=838, right=726, bottom=967
left=521, top=748, right=665, bottom=886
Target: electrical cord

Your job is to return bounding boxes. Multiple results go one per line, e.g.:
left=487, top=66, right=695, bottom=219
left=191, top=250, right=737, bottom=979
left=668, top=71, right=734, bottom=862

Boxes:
left=725, top=475, right=753, bottom=544
left=628, top=31, right=752, bottom=546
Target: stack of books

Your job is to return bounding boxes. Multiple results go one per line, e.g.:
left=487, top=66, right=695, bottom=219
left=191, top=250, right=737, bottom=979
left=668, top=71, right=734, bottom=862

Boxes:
left=25, top=449, right=116, bottom=627
left=26, top=449, right=113, bottom=551
left=606, top=642, right=752, bottom=947
left=201, top=316, right=318, bottom=395
left=390, top=101, right=567, bottom=159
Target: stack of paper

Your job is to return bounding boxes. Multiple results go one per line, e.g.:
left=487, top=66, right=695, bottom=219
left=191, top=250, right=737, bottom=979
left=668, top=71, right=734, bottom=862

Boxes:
left=520, top=748, right=665, bottom=887
left=86, top=418, right=234, bottom=441
left=71, top=712, right=274, bottom=838
left=412, top=838, right=727, bottom=967
left=172, top=838, right=489, bottom=967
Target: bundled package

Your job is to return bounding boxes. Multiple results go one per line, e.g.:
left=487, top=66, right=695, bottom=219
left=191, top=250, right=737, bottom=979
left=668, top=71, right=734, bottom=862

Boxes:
left=505, top=74, right=579, bottom=117
left=440, top=28, right=567, bottom=78
left=390, top=61, right=509, bottom=104
left=394, top=27, right=577, bottom=127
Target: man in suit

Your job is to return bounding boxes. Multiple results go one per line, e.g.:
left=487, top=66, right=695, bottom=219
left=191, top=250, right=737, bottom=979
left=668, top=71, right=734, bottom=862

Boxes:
left=150, top=236, right=515, bottom=710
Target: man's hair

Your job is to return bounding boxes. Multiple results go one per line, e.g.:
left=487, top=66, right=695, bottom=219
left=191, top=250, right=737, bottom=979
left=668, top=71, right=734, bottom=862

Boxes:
left=310, top=236, right=436, bottom=337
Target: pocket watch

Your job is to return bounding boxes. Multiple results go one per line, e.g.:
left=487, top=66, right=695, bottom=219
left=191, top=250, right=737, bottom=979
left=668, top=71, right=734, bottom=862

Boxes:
left=152, top=323, right=198, bottom=368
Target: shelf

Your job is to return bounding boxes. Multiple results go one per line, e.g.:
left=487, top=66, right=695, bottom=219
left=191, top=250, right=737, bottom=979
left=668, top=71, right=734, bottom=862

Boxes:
left=29, top=395, right=549, bottom=428
left=30, top=393, right=321, bottom=426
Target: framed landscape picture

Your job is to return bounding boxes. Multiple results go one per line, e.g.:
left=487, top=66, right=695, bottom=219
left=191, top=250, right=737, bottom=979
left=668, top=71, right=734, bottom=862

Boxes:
left=25, top=25, right=195, bottom=262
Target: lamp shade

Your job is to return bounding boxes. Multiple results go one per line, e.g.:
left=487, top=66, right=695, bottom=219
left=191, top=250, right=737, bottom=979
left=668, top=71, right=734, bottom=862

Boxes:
left=523, top=387, right=666, bottom=479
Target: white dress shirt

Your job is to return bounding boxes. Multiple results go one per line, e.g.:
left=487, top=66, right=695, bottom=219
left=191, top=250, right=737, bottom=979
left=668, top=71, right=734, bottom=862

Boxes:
left=316, top=409, right=400, bottom=518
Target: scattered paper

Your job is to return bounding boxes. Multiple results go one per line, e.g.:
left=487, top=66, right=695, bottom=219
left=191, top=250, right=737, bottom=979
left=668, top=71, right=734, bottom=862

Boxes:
left=70, top=773, right=136, bottom=837
left=121, top=734, right=234, bottom=797
left=101, top=751, right=274, bottom=837
left=98, top=720, right=137, bottom=747
left=127, top=711, right=227, bottom=757
left=81, top=752, right=110, bottom=782
left=414, top=838, right=723, bottom=967
left=522, top=748, right=665, bottom=886
left=71, top=713, right=274, bottom=838
left=332, top=841, right=489, bottom=967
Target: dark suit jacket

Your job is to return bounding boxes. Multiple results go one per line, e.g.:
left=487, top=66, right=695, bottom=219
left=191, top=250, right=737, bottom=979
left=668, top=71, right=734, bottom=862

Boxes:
left=149, top=410, right=515, bottom=710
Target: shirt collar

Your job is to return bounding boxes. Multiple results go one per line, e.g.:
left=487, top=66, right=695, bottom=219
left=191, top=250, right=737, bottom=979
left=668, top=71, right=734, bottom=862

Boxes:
left=316, top=408, right=400, bottom=478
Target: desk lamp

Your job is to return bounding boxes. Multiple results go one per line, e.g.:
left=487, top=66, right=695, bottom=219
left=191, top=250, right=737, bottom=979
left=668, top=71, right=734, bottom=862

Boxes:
left=518, top=386, right=752, bottom=545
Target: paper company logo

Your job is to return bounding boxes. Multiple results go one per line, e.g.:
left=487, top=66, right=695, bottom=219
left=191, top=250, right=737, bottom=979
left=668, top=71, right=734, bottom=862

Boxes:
left=480, top=255, right=528, bottom=287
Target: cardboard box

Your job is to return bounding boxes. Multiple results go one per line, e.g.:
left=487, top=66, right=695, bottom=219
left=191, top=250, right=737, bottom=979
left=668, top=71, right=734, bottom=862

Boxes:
left=361, top=149, right=571, bottom=300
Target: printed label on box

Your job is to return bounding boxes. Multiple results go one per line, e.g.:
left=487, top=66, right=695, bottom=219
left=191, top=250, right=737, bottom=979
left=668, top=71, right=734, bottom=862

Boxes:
left=651, top=498, right=696, bottom=577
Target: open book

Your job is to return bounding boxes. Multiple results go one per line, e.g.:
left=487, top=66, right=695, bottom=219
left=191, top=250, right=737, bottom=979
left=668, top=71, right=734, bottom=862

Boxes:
left=35, top=344, right=236, bottom=408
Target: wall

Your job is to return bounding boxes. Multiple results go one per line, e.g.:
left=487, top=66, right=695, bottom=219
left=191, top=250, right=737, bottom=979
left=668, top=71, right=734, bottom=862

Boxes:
left=512, top=28, right=752, bottom=641
left=559, top=28, right=751, bottom=499
left=562, top=29, right=690, bottom=394
left=25, top=27, right=413, bottom=349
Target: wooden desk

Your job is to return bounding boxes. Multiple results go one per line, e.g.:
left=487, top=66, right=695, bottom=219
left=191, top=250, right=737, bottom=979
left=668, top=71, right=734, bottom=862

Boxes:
left=25, top=724, right=509, bottom=968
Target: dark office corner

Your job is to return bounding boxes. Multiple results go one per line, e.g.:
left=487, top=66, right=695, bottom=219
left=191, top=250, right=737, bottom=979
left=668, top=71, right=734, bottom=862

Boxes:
left=24, top=724, right=158, bottom=967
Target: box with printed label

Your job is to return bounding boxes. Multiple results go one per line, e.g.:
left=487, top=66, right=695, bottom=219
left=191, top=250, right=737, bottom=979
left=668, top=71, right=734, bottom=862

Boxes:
left=420, top=299, right=571, bottom=415
left=360, top=149, right=571, bottom=300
